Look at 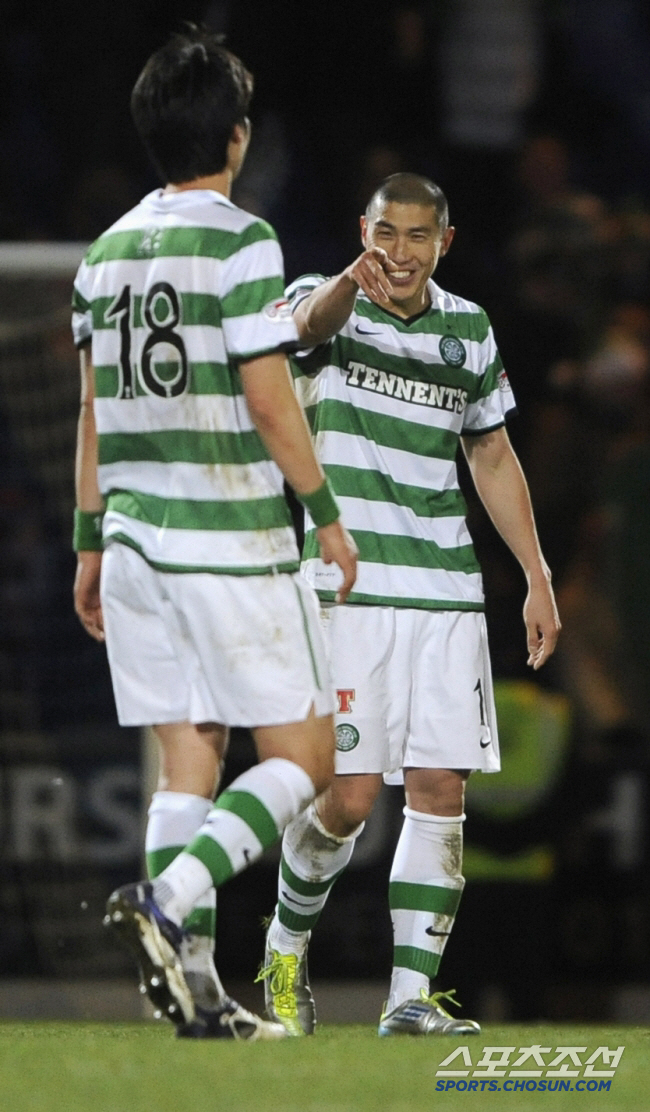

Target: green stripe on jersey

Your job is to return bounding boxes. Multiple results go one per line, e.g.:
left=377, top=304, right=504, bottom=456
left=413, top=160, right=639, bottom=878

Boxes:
left=92, top=291, right=223, bottom=331
left=85, top=220, right=277, bottom=266
left=72, top=285, right=90, bottom=312
left=478, top=351, right=505, bottom=398
left=324, top=463, right=468, bottom=519
left=92, top=280, right=284, bottom=332
left=221, top=276, right=284, bottom=318
left=305, top=528, right=480, bottom=574
left=98, top=429, right=269, bottom=467
left=94, top=361, right=241, bottom=398
left=108, top=489, right=291, bottom=532
left=311, top=590, right=484, bottom=611
left=355, top=300, right=491, bottom=345
left=311, top=399, right=459, bottom=460
left=336, top=334, right=478, bottom=392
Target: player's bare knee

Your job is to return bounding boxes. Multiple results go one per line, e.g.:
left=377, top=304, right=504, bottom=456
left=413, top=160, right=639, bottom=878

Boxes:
left=318, top=772, right=381, bottom=834
left=404, top=767, right=469, bottom=816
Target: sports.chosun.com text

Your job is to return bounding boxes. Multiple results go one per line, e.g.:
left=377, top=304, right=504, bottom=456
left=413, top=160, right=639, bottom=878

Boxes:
left=434, top=1045, right=624, bottom=1093
left=436, top=1079, right=611, bottom=1092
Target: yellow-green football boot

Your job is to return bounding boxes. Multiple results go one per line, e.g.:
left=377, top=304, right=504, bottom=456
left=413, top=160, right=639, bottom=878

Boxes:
left=255, top=941, right=316, bottom=1037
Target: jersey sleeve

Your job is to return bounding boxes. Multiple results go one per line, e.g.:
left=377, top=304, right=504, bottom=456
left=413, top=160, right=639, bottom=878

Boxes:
left=461, top=318, right=517, bottom=435
left=220, top=220, right=299, bottom=360
left=286, top=273, right=333, bottom=377
left=71, top=258, right=93, bottom=348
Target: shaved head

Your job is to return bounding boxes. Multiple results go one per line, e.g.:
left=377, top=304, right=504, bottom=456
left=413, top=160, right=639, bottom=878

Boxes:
left=366, top=173, right=449, bottom=232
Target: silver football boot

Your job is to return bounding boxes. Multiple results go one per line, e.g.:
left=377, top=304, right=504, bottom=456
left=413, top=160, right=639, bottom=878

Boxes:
left=378, top=989, right=481, bottom=1036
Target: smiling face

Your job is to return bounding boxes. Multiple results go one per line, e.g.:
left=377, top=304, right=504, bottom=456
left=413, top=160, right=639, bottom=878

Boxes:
left=361, top=201, right=455, bottom=318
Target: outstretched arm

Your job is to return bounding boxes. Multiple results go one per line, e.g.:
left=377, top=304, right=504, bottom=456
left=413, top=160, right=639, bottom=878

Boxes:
left=462, top=426, right=561, bottom=669
left=73, top=348, right=105, bottom=642
left=293, top=248, right=397, bottom=347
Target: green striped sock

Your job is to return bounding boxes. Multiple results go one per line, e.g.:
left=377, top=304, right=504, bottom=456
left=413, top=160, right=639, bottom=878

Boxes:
left=180, top=758, right=316, bottom=893
left=387, top=809, right=465, bottom=1009
left=275, top=803, right=357, bottom=936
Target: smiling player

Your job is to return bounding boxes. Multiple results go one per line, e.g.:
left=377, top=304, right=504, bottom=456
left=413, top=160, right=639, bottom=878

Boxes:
left=257, top=173, right=560, bottom=1037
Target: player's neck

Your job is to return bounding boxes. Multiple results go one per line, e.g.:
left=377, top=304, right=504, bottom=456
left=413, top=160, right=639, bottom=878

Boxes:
left=386, top=288, right=432, bottom=319
left=164, top=169, right=234, bottom=199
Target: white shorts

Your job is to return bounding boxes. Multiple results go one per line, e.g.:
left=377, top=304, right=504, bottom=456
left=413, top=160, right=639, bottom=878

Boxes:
left=100, top=542, right=333, bottom=728
left=319, top=604, right=500, bottom=778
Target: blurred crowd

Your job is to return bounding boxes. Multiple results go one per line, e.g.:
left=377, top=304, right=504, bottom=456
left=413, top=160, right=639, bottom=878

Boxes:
left=1, top=0, right=650, bottom=761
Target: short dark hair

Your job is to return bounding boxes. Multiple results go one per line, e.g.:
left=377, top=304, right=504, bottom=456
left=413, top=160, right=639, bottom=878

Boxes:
left=366, top=173, right=449, bottom=231
left=131, top=26, right=253, bottom=185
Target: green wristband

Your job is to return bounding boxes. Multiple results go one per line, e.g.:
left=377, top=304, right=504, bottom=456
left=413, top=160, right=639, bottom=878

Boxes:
left=300, top=479, right=340, bottom=528
left=73, top=508, right=104, bottom=552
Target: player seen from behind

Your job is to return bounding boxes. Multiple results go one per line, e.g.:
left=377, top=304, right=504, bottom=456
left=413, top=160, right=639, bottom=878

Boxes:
left=71, top=26, right=356, bottom=1040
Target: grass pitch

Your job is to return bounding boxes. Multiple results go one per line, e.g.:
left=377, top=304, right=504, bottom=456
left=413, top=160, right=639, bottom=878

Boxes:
left=1, top=1022, right=648, bottom=1112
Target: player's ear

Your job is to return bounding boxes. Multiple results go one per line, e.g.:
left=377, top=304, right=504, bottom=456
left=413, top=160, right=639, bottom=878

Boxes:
left=360, top=215, right=368, bottom=248
left=227, top=118, right=251, bottom=175
left=231, top=118, right=251, bottom=146
left=440, top=226, right=455, bottom=256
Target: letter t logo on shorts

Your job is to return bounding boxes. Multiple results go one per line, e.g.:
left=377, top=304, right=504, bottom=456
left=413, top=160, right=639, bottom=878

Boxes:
left=337, top=689, right=355, bottom=714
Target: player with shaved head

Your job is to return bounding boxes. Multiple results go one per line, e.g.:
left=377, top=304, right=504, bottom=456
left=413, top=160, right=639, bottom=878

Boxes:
left=258, top=173, right=560, bottom=1037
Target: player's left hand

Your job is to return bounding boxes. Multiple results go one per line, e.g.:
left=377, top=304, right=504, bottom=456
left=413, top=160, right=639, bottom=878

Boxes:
left=74, top=550, right=105, bottom=642
left=524, top=579, right=561, bottom=669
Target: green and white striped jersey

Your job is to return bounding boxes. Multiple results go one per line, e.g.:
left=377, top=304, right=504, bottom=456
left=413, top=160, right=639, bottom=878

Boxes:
left=288, top=275, right=516, bottom=610
left=72, top=188, right=300, bottom=575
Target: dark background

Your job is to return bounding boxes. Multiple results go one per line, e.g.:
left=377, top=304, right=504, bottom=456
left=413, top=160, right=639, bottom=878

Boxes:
left=1, top=0, right=650, bottom=1021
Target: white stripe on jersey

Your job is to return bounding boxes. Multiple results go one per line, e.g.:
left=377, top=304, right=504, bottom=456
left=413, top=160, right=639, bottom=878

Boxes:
left=104, top=512, right=297, bottom=569
left=221, top=311, right=295, bottom=358
left=314, top=429, right=457, bottom=491
left=99, top=459, right=283, bottom=504
left=95, top=393, right=255, bottom=436
left=78, top=238, right=285, bottom=298
left=319, top=496, right=473, bottom=550
left=92, top=322, right=229, bottom=367
left=302, top=557, right=484, bottom=605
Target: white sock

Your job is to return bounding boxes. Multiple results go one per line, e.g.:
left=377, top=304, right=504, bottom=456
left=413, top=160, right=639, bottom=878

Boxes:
left=387, top=808, right=465, bottom=1012
left=146, top=790, right=219, bottom=984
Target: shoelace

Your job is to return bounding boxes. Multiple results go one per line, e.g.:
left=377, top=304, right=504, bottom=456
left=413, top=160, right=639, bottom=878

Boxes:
left=419, top=987, right=463, bottom=1018
left=255, top=952, right=299, bottom=1013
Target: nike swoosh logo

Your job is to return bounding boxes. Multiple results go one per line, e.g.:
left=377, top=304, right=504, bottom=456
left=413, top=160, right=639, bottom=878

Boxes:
left=479, top=739, right=491, bottom=749
left=355, top=323, right=381, bottom=335
left=281, top=890, right=313, bottom=908
left=425, top=927, right=450, bottom=937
